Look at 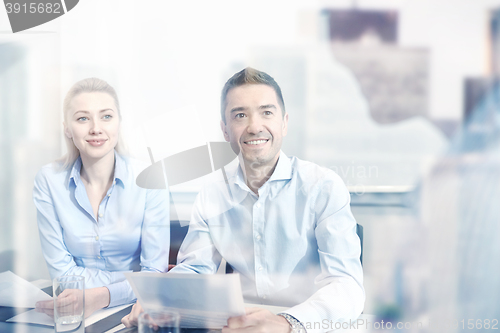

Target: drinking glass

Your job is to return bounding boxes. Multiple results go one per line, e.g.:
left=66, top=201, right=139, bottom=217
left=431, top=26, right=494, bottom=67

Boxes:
left=53, top=275, right=85, bottom=333
left=139, top=310, right=180, bottom=333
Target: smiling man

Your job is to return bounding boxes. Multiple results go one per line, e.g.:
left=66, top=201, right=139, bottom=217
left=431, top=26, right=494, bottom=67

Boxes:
left=176, top=68, right=364, bottom=333
left=123, top=68, right=364, bottom=333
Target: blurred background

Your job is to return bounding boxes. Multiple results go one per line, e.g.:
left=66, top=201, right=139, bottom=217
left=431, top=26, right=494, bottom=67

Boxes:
left=1, top=0, right=499, bottom=330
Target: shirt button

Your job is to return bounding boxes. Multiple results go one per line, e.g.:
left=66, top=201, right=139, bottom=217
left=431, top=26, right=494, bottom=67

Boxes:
left=99, top=213, right=103, bottom=218
left=97, top=256, right=101, bottom=259
left=107, top=194, right=111, bottom=197
left=255, top=203, right=260, bottom=208
left=95, top=236, right=99, bottom=241
left=262, top=295, right=267, bottom=299
left=258, top=266, right=263, bottom=271
left=256, top=234, right=261, bottom=240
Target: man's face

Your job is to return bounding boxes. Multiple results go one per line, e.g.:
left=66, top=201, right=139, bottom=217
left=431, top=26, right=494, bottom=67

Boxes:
left=221, top=84, right=288, bottom=170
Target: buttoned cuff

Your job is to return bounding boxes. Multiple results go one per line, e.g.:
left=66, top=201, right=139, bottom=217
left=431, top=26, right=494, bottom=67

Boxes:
left=106, top=280, right=136, bottom=308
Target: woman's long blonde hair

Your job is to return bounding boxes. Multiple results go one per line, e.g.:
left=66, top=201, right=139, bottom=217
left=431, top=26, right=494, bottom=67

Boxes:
left=60, top=78, right=126, bottom=169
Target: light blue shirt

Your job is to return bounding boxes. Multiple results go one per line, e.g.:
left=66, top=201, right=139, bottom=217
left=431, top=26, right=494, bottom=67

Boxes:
left=33, top=152, right=170, bottom=308
left=171, top=152, right=364, bottom=332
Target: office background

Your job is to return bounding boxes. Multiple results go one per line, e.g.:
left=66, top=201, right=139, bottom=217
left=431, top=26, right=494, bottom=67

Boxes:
left=1, top=0, right=499, bottom=330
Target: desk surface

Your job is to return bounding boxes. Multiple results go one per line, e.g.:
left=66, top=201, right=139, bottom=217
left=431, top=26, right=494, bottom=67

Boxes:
left=1, top=280, right=373, bottom=333
left=0, top=322, right=222, bottom=333
left=0, top=313, right=375, bottom=333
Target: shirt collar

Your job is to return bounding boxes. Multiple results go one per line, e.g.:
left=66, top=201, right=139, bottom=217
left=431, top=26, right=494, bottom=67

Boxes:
left=268, top=151, right=292, bottom=182
left=68, top=151, right=126, bottom=188
left=113, top=152, right=127, bottom=188
left=228, top=150, right=292, bottom=191
left=68, top=156, right=83, bottom=187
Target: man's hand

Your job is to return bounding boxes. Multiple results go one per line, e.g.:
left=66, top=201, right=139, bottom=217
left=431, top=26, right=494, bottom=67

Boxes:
left=121, top=301, right=144, bottom=327
left=222, top=308, right=291, bottom=333
left=35, top=287, right=110, bottom=319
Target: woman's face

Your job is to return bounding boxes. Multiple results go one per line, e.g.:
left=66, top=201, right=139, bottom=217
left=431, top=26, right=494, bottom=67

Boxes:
left=65, top=92, right=120, bottom=162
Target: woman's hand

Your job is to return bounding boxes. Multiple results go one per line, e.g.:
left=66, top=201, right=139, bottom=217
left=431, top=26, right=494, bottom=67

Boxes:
left=121, top=301, right=144, bottom=327
left=35, top=286, right=110, bottom=319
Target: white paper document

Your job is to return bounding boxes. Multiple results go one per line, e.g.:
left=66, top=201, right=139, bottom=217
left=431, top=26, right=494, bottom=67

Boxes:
left=0, top=271, right=52, bottom=308
left=6, top=303, right=132, bottom=327
left=125, top=272, right=245, bottom=329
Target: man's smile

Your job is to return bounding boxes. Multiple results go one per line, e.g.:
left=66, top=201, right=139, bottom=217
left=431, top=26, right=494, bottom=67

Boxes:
left=244, top=139, right=269, bottom=146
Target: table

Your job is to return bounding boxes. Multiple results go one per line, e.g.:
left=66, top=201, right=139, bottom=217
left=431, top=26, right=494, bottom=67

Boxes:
left=0, top=279, right=373, bottom=332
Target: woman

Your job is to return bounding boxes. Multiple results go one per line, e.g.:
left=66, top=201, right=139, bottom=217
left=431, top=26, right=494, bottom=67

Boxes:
left=33, top=78, right=170, bottom=317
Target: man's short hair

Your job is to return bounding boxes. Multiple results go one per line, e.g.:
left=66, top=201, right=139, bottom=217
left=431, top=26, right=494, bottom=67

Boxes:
left=220, top=67, right=286, bottom=123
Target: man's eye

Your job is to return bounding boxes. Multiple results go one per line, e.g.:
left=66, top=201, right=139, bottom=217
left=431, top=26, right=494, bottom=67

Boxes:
left=235, top=113, right=246, bottom=119
left=264, top=111, right=273, bottom=116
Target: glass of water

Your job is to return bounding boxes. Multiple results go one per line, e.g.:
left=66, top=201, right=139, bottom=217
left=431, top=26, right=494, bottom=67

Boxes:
left=139, top=310, right=180, bottom=333
left=53, top=275, right=85, bottom=333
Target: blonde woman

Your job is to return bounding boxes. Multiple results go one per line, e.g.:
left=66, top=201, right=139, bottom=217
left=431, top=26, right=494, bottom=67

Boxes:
left=33, top=78, right=170, bottom=317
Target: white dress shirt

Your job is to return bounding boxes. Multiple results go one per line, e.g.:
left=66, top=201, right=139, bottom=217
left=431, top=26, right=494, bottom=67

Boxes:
left=170, top=152, right=364, bottom=332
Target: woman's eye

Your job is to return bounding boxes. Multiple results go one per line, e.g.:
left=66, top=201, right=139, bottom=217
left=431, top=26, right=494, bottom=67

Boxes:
left=77, top=117, right=88, bottom=121
left=103, top=115, right=112, bottom=120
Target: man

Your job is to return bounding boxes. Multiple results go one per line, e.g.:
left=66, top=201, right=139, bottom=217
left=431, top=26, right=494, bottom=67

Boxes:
left=123, top=68, right=364, bottom=332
